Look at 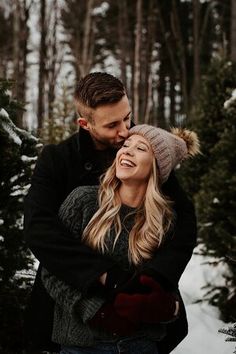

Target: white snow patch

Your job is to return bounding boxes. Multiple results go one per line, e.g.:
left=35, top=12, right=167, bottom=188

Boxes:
left=21, top=155, right=38, bottom=162
left=203, top=222, right=213, bottom=227
left=10, top=188, right=23, bottom=196
left=173, top=245, right=235, bottom=354
left=2, top=121, right=22, bottom=145
left=224, top=89, right=236, bottom=109
left=10, top=175, right=19, bottom=183
left=0, top=108, right=9, bottom=118
left=92, top=1, right=109, bottom=16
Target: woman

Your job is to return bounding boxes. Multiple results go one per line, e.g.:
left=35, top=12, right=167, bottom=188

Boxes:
left=42, top=124, right=200, bottom=354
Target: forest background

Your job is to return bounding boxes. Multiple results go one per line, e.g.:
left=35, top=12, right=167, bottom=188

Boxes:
left=0, top=0, right=236, bottom=353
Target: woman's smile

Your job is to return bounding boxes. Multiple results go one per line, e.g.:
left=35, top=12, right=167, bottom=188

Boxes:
left=119, top=158, right=136, bottom=167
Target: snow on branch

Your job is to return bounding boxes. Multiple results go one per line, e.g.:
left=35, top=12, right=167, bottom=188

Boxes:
left=219, top=323, right=236, bottom=353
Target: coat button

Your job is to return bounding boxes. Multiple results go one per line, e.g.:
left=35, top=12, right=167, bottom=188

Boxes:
left=101, top=312, right=105, bottom=318
left=84, top=162, right=93, bottom=171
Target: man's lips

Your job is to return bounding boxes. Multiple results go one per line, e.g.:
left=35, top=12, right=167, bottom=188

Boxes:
left=115, top=140, right=125, bottom=146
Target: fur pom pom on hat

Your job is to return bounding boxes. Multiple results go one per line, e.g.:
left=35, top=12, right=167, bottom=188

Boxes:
left=129, top=124, right=200, bottom=183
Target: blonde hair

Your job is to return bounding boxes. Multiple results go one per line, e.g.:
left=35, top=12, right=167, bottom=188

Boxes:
left=82, top=158, right=173, bottom=265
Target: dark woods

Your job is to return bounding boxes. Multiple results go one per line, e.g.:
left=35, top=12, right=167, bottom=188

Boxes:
left=0, top=0, right=235, bottom=134
left=0, top=1, right=236, bottom=353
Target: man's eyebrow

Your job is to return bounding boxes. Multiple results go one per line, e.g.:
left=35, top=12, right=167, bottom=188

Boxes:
left=124, top=111, right=132, bottom=119
left=104, top=111, right=132, bottom=126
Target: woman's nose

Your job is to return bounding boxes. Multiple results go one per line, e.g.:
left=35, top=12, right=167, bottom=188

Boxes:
left=124, top=146, right=134, bottom=156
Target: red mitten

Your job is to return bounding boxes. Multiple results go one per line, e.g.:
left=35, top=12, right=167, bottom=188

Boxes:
left=88, top=302, right=138, bottom=336
left=114, top=275, right=177, bottom=324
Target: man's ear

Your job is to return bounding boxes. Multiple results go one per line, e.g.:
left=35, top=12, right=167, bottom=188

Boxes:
left=77, top=118, right=90, bottom=131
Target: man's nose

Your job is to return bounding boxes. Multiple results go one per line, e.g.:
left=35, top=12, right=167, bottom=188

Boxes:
left=118, top=121, right=129, bottom=138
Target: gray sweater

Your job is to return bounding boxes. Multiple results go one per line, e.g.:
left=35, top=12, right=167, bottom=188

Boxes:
left=41, top=185, right=166, bottom=346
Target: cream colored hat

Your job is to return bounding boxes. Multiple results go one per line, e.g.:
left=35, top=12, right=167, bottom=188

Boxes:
left=129, top=124, right=200, bottom=183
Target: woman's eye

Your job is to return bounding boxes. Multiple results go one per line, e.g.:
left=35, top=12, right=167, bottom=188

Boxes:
left=137, top=146, right=146, bottom=151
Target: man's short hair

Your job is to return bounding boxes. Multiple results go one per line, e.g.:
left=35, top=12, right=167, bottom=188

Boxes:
left=74, top=72, right=126, bottom=120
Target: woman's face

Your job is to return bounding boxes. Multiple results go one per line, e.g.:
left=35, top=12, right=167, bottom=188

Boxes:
left=116, top=134, right=154, bottom=184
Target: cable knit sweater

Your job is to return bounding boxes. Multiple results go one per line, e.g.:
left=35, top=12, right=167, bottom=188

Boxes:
left=41, top=185, right=166, bottom=347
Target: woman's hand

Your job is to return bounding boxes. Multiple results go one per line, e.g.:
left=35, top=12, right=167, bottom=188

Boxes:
left=114, top=275, right=179, bottom=324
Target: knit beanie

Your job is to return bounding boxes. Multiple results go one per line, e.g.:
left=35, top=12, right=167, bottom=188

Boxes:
left=129, top=124, right=200, bottom=183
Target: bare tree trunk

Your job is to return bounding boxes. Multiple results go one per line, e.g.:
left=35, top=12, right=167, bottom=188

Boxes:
left=156, top=0, right=179, bottom=78
left=12, top=0, right=31, bottom=128
left=198, top=2, right=211, bottom=58
left=169, top=72, right=176, bottom=126
left=118, top=0, right=128, bottom=89
left=133, top=0, right=142, bottom=124
left=78, top=0, right=94, bottom=77
left=171, top=0, right=188, bottom=116
left=12, top=0, right=22, bottom=127
left=231, top=0, right=236, bottom=62
left=13, top=0, right=20, bottom=90
left=21, top=1, right=29, bottom=101
left=37, top=0, right=47, bottom=134
left=144, top=0, right=155, bottom=124
left=192, top=0, right=200, bottom=102
left=144, top=73, right=153, bottom=124
left=157, top=58, right=166, bottom=128
left=20, top=0, right=32, bottom=128
left=0, top=60, right=4, bottom=77
left=47, top=0, right=60, bottom=122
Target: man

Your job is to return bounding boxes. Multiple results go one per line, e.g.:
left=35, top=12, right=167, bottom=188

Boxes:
left=24, top=72, right=197, bottom=353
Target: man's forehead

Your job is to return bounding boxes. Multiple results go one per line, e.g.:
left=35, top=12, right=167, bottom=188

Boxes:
left=92, top=96, right=131, bottom=119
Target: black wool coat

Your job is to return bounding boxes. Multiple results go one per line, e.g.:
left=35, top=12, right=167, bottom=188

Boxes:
left=24, top=128, right=197, bottom=354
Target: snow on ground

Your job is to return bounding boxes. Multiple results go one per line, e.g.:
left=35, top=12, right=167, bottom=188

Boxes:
left=173, top=246, right=235, bottom=354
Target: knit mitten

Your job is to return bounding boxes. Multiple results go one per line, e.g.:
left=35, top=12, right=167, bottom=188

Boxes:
left=88, top=302, right=138, bottom=336
left=114, top=275, right=177, bottom=324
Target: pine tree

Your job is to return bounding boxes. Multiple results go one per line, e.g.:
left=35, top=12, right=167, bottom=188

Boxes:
left=196, top=91, right=236, bottom=321
left=177, top=60, right=236, bottom=322
left=219, top=323, right=236, bottom=354
left=179, top=59, right=236, bottom=195
left=40, top=81, right=76, bottom=144
left=0, top=79, right=40, bottom=353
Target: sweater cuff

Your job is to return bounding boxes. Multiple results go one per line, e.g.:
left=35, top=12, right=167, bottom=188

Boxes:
left=75, top=296, right=105, bottom=323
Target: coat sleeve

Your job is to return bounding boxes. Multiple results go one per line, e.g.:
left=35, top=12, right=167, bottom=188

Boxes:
left=142, top=172, right=197, bottom=290
left=41, top=268, right=105, bottom=323
left=24, top=144, right=114, bottom=292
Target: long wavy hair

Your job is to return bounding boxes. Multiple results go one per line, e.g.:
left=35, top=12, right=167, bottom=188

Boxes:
left=82, top=158, right=173, bottom=265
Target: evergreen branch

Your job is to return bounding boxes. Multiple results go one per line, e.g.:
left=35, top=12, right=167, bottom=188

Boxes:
left=219, top=323, right=236, bottom=353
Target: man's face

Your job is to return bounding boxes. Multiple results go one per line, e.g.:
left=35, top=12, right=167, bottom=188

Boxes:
left=78, top=95, right=131, bottom=150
